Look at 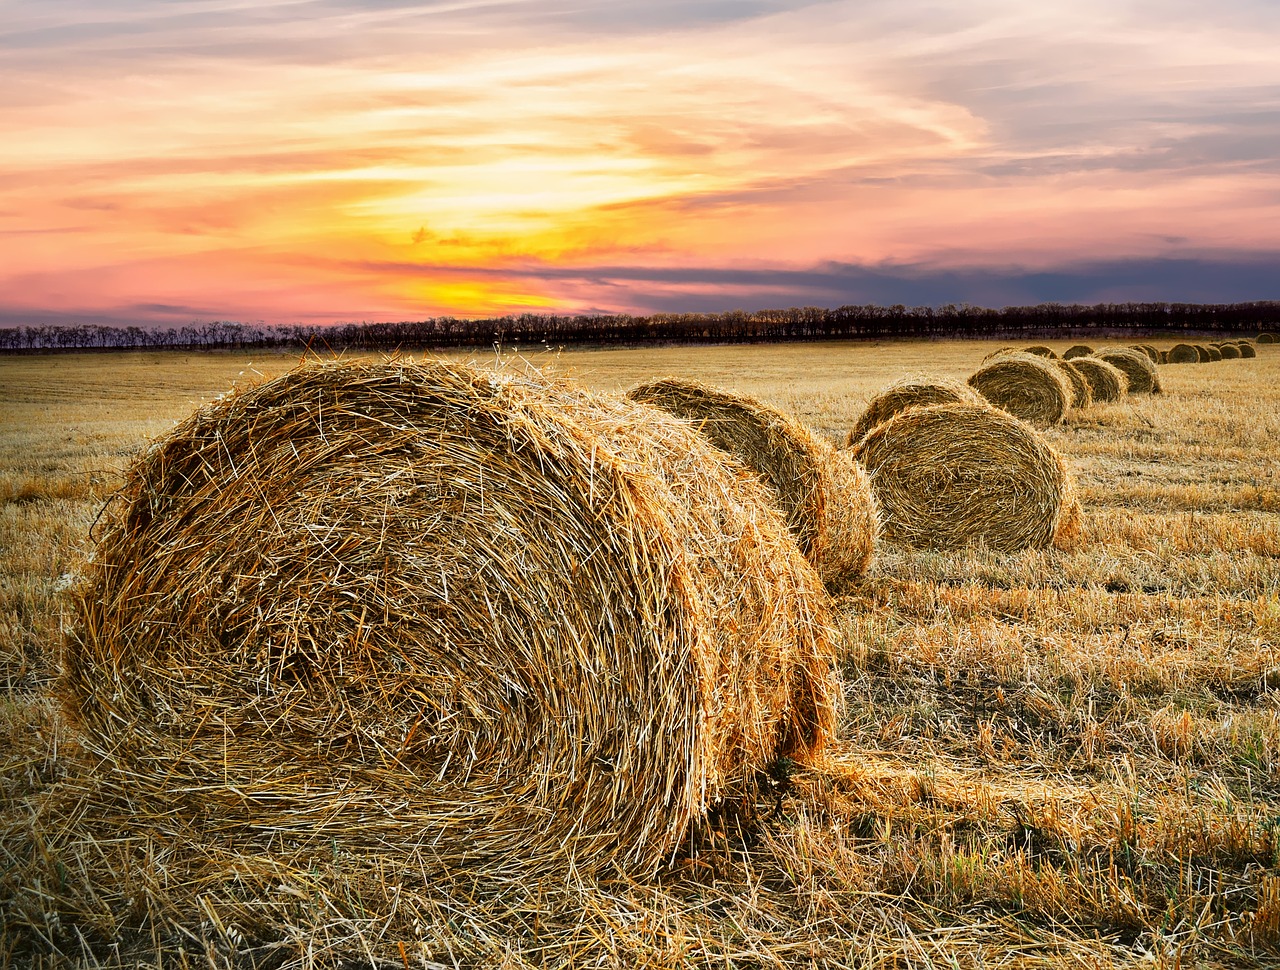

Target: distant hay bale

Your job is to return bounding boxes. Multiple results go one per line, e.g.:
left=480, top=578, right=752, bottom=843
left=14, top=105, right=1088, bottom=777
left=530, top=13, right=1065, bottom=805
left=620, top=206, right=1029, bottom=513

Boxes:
left=1168, top=343, right=1200, bottom=364
left=846, top=375, right=985, bottom=445
left=1132, top=344, right=1160, bottom=363
left=967, top=351, right=1073, bottom=427
left=628, top=378, right=877, bottom=589
left=1192, top=344, right=1211, bottom=361
left=1216, top=343, right=1241, bottom=360
left=1158, top=349, right=1169, bottom=364
left=1094, top=348, right=1162, bottom=394
left=848, top=402, right=1079, bottom=552
left=1258, top=332, right=1277, bottom=343
left=1053, top=359, right=1093, bottom=410
left=1024, top=345, right=1059, bottom=359
left=982, top=345, right=1016, bottom=362
left=1069, top=357, right=1127, bottom=402
left=1063, top=344, right=1094, bottom=360
left=64, top=359, right=840, bottom=878
left=1203, top=345, right=1223, bottom=362
left=1238, top=342, right=1258, bottom=358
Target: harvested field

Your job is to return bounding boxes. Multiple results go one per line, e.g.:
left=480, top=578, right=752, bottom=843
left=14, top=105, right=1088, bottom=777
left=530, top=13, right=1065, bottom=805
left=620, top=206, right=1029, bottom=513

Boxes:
left=3, top=339, right=1280, bottom=969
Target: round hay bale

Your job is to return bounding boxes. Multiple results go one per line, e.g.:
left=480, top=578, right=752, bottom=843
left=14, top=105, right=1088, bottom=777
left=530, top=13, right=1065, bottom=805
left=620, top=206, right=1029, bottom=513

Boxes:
left=1238, top=341, right=1258, bottom=358
left=1193, top=343, right=1211, bottom=361
left=982, top=345, right=1016, bottom=362
left=1203, top=344, right=1223, bottom=362
left=1258, top=332, right=1276, bottom=343
left=1216, top=343, right=1241, bottom=360
left=1131, top=344, right=1160, bottom=363
left=628, top=378, right=877, bottom=589
left=846, top=375, right=986, bottom=446
left=1167, top=343, right=1200, bottom=364
left=1062, top=344, right=1094, bottom=360
left=848, top=402, right=1079, bottom=552
left=1158, top=349, right=1169, bottom=364
left=966, top=351, right=1073, bottom=427
left=1094, top=348, right=1162, bottom=394
left=64, top=358, right=840, bottom=878
left=1053, top=359, right=1093, bottom=410
left=1069, top=357, right=1127, bottom=402
left=1024, top=345, right=1059, bottom=359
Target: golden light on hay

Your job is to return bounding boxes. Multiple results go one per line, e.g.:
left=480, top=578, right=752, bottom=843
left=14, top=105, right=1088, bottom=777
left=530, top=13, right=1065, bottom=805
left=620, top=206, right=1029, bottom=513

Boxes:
left=848, top=402, right=1079, bottom=552
left=1216, top=343, right=1241, bottom=359
left=627, top=377, right=877, bottom=589
left=1053, top=359, right=1093, bottom=410
left=1024, top=345, right=1058, bottom=358
left=1063, top=344, right=1094, bottom=359
left=846, top=375, right=985, bottom=446
left=63, top=358, right=841, bottom=878
left=967, top=351, right=1073, bottom=427
left=1168, top=343, right=1200, bottom=364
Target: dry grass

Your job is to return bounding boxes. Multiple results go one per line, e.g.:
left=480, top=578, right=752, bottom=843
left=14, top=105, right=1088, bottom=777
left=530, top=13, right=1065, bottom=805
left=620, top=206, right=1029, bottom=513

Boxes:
left=3, top=340, right=1280, bottom=969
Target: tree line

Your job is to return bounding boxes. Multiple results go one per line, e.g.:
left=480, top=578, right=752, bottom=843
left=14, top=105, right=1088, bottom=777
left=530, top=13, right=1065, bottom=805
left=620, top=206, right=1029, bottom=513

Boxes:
left=2, top=300, right=1277, bottom=353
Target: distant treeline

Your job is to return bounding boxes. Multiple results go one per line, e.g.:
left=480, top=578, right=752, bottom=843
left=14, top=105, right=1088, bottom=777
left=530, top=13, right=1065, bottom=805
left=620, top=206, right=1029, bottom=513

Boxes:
left=3, top=300, right=1278, bottom=353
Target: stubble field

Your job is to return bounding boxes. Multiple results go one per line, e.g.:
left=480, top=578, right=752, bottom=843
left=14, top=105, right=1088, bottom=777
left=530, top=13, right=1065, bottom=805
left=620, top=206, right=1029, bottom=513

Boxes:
left=2, top=338, right=1279, bottom=968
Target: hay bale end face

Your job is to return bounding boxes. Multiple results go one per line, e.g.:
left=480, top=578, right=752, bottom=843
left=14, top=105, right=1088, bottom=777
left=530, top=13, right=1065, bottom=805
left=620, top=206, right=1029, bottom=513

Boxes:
left=967, top=351, right=1073, bottom=427
left=1132, top=344, right=1160, bottom=363
left=628, top=377, right=877, bottom=590
left=1216, top=343, right=1242, bottom=360
left=1168, top=343, right=1199, bottom=364
left=65, top=359, right=840, bottom=877
left=1258, top=332, right=1277, bottom=343
left=1094, top=348, right=1161, bottom=393
left=1203, top=344, right=1223, bottom=362
left=1069, top=357, right=1127, bottom=402
left=846, top=375, right=985, bottom=446
left=849, top=402, right=1079, bottom=552
left=1024, top=345, right=1059, bottom=359
left=1063, top=344, right=1094, bottom=360
left=1238, top=342, right=1258, bottom=358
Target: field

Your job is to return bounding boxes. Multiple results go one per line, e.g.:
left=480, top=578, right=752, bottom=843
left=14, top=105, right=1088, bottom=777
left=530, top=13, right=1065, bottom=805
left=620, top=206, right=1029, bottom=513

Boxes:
left=2, top=338, right=1279, bottom=968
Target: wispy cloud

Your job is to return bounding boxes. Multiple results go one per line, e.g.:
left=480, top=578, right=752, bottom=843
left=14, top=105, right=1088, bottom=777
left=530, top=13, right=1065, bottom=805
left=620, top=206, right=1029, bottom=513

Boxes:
left=1, top=0, right=1277, bottom=323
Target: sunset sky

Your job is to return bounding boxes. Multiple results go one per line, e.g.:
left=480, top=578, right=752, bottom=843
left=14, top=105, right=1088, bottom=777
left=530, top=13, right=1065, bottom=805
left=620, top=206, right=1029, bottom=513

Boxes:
left=3, top=0, right=1279, bottom=326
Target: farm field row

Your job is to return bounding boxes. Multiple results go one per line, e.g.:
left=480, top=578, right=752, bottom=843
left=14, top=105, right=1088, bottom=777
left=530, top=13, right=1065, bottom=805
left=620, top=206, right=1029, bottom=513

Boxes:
left=2, top=338, right=1278, bottom=968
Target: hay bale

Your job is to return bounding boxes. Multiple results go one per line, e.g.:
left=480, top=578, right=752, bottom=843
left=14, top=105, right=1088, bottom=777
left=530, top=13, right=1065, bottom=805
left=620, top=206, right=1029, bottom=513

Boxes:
left=982, top=345, right=1016, bottom=362
left=1216, top=343, right=1241, bottom=360
left=1063, top=344, right=1094, bottom=360
left=1258, top=332, right=1277, bottom=343
left=1203, top=344, right=1223, bottom=362
left=1054, top=359, right=1093, bottom=410
left=846, top=375, right=986, bottom=445
left=848, top=402, right=1079, bottom=552
left=1131, top=344, right=1160, bottom=363
left=628, top=378, right=877, bottom=589
left=1158, top=349, right=1169, bottom=364
left=1069, top=357, right=1127, bottom=402
left=1024, top=345, right=1059, bottom=359
left=1238, top=341, right=1258, bottom=358
left=1094, top=348, right=1162, bottom=393
left=1168, top=343, right=1200, bottom=364
left=967, top=351, right=1073, bottom=427
left=64, top=358, right=840, bottom=878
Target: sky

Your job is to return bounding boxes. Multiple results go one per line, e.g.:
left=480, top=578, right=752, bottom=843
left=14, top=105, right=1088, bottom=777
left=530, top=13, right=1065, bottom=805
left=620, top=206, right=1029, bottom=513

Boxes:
left=2, top=0, right=1279, bottom=326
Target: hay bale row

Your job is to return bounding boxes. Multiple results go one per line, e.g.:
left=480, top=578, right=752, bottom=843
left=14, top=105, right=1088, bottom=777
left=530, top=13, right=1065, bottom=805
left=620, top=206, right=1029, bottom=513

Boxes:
left=627, top=378, right=878, bottom=590
left=65, top=358, right=842, bottom=879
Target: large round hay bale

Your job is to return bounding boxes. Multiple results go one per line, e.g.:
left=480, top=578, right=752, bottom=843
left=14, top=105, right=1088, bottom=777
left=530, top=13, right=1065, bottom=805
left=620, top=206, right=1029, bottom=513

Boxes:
left=64, top=359, right=840, bottom=878
left=1216, top=343, right=1241, bottom=360
left=1054, top=359, right=1093, bottom=409
left=1094, top=348, right=1162, bottom=393
left=848, top=402, right=1079, bottom=552
left=1024, top=345, right=1059, bottom=359
left=1069, top=357, right=1127, bottom=402
left=1063, top=344, right=1094, bottom=360
left=627, top=378, right=877, bottom=589
left=1258, top=332, right=1277, bottom=343
left=967, top=352, right=1073, bottom=427
left=1192, top=343, right=1211, bottom=361
left=1203, top=344, right=1223, bottom=362
left=846, top=375, right=985, bottom=445
left=1238, top=341, right=1258, bottom=358
left=1168, top=343, right=1200, bottom=364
